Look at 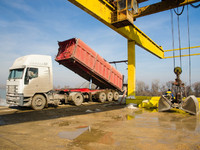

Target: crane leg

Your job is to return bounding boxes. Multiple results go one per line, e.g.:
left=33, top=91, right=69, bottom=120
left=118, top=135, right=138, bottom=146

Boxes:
left=127, top=40, right=136, bottom=99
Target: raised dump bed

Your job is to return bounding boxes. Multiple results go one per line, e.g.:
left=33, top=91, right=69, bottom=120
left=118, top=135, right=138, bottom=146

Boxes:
left=55, top=38, right=123, bottom=91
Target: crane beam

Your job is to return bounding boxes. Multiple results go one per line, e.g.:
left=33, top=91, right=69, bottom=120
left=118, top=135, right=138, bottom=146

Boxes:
left=68, top=0, right=164, bottom=59
left=164, top=45, right=200, bottom=52
left=134, top=0, right=200, bottom=18
left=164, top=53, right=200, bottom=59
left=117, top=25, right=164, bottom=58
left=164, top=45, right=200, bottom=58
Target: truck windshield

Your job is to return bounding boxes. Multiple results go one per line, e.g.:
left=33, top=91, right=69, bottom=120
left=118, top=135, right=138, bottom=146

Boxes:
left=8, top=69, right=24, bottom=79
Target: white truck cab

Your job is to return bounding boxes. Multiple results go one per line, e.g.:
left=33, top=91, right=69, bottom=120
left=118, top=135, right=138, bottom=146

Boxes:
left=6, top=55, right=53, bottom=109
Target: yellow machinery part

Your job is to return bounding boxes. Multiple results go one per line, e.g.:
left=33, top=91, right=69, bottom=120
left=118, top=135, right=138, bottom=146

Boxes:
left=134, top=0, right=200, bottom=18
left=174, top=67, right=182, bottom=75
left=164, top=53, right=200, bottom=59
left=164, top=45, right=200, bottom=52
left=127, top=96, right=200, bottom=110
left=68, top=0, right=164, bottom=59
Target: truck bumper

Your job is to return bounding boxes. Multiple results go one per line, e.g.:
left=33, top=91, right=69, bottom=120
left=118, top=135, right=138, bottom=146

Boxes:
left=6, top=94, right=24, bottom=106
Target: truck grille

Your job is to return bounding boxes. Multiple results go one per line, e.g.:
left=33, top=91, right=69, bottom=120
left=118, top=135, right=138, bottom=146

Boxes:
left=7, top=85, right=18, bottom=94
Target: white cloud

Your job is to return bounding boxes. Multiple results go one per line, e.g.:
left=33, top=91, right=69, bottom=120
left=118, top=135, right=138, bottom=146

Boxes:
left=2, top=0, right=35, bottom=13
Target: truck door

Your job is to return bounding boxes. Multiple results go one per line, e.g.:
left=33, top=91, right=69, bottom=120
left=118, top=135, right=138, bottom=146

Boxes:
left=37, top=67, right=52, bottom=92
left=24, top=67, right=39, bottom=96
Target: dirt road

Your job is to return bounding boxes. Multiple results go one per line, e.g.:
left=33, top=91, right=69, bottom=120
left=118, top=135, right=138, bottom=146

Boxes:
left=0, top=102, right=200, bottom=150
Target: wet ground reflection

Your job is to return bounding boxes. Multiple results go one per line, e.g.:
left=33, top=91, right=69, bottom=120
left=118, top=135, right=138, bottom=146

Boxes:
left=120, top=109, right=200, bottom=149
left=128, top=109, right=199, bottom=132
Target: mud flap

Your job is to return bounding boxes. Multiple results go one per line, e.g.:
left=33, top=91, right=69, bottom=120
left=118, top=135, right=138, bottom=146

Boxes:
left=181, top=95, right=199, bottom=115
left=158, top=95, right=172, bottom=112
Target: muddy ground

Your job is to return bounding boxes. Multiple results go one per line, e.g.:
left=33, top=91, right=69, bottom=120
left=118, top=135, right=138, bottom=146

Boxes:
left=0, top=102, right=200, bottom=150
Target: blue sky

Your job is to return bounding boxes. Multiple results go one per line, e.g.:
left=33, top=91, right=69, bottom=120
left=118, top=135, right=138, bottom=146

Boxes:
left=0, top=0, right=199, bottom=88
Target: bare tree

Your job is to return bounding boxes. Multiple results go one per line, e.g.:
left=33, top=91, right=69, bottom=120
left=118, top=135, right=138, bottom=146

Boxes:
left=144, top=84, right=150, bottom=95
left=135, top=79, right=200, bottom=97
left=136, top=80, right=145, bottom=95
left=192, top=82, right=200, bottom=97
left=159, top=84, right=166, bottom=95
left=151, top=80, right=160, bottom=96
left=136, top=80, right=150, bottom=96
left=185, top=85, right=193, bottom=97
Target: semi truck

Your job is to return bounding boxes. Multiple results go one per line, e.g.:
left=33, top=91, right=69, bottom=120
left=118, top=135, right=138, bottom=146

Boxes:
left=6, top=38, right=124, bottom=110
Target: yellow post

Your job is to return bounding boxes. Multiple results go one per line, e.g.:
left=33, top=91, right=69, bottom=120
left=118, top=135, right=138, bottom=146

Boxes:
left=127, top=40, right=136, bottom=99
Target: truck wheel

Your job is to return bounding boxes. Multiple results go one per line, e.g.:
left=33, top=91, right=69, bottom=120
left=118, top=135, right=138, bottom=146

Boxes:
left=107, top=92, right=113, bottom=102
left=113, top=91, right=119, bottom=101
left=31, top=94, right=46, bottom=110
left=98, top=92, right=106, bottom=103
left=73, top=93, right=83, bottom=106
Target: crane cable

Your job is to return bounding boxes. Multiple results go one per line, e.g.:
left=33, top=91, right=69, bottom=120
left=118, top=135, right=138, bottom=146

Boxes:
left=174, top=5, right=185, bottom=15
left=170, top=9, right=175, bottom=69
left=187, top=2, right=192, bottom=87
left=174, top=7, right=183, bottom=69
left=190, top=3, right=200, bottom=8
left=171, top=2, right=192, bottom=87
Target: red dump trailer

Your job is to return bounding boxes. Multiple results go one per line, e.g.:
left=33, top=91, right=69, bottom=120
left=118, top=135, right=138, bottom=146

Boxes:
left=55, top=38, right=123, bottom=91
left=55, top=38, right=124, bottom=104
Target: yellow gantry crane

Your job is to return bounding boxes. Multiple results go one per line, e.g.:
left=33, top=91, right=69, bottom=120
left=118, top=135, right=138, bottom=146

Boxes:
left=67, top=0, right=200, bottom=103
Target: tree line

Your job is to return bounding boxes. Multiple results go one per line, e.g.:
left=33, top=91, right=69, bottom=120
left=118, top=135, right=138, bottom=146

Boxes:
left=136, top=80, right=200, bottom=97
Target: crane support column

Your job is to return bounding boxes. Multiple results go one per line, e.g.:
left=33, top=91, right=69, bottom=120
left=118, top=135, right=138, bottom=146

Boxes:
left=127, top=40, right=136, bottom=99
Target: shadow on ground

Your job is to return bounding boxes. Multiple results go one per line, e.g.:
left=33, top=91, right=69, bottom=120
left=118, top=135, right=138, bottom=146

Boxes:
left=0, top=102, right=125, bottom=126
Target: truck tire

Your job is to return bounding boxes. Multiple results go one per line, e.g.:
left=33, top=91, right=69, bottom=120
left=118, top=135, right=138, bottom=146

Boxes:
left=107, top=91, right=113, bottom=102
left=31, top=94, right=46, bottom=110
left=98, top=92, right=106, bottom=103
left=72, top=93, right=83, bottom=106
left=113, top=91, right=119, bottom=101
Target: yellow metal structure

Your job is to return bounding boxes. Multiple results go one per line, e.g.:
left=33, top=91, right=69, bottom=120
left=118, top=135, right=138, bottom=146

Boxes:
left=164, top=45, right=200, bottom=52
left=101, top=0, right=116, bottom=10
left=164, top=53, right=200, bottom=59
left=132, top=96, right=200, bottom=110
left=117, top=26, right=164, bottom=58
left=127, top=40, right=136, bottom=97
left=111, top=0, right=137, bottom=28
left=164, top=45, right=200, bottom=59
left=134, top=0, right=200, bottom=18
left=68, top=0, right=164, bottom=58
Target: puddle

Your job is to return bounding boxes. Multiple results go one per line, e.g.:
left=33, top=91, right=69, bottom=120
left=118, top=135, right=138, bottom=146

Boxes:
left=67, top=128, right=106, bottom=149
left=58, top=126, right=90, bottom=140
